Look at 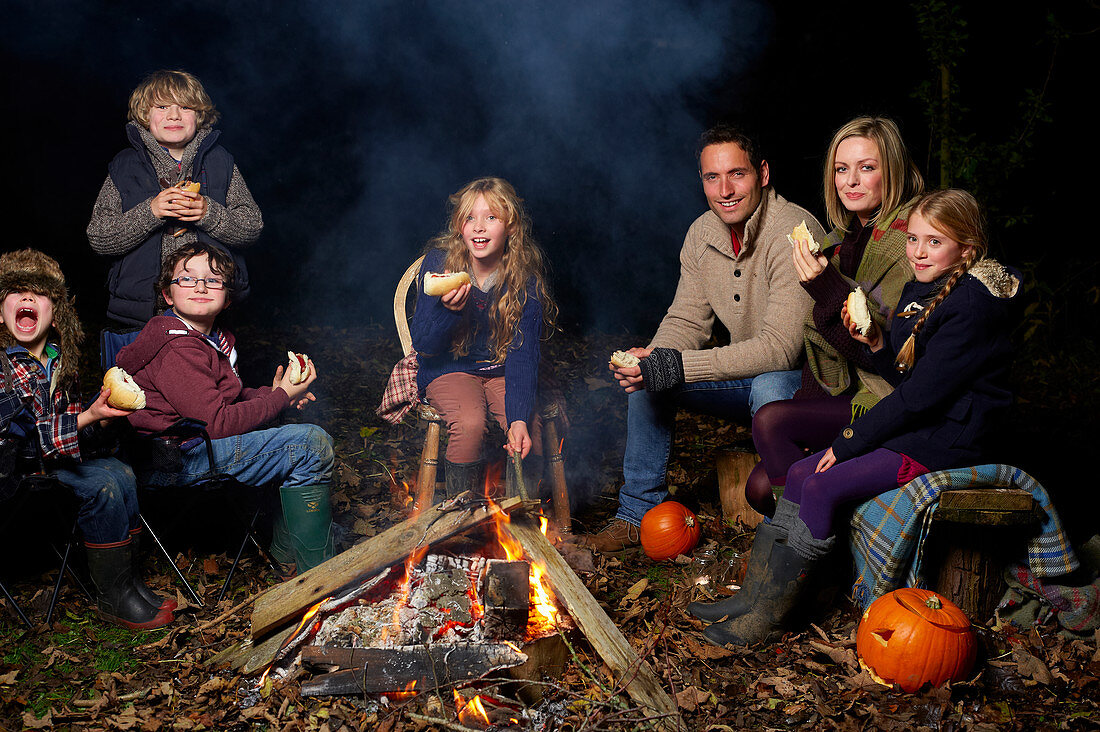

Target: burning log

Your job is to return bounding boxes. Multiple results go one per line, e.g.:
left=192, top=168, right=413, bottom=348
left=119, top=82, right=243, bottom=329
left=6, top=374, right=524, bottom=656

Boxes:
left=506, top=517, right=683, bottom=731
left=299, top=643, right=528, bottom=696
left=251, top=495, right=523, bottom=639
left=480, top=559, right=530, bottom=639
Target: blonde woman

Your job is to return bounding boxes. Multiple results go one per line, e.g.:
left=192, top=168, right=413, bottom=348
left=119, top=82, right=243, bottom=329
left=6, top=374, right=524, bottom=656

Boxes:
left=411, top=177, right=558, bottom=497
left=744, top=117, right=925, bottom=517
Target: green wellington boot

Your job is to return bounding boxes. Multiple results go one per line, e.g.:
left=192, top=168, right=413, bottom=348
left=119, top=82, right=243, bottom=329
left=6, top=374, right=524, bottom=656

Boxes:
left=271, top=484, right=335, bottom=574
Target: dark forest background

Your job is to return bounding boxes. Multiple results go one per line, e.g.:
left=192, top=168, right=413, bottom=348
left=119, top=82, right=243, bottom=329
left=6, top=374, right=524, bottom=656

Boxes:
left=3, top=0, right=1096, bottom=340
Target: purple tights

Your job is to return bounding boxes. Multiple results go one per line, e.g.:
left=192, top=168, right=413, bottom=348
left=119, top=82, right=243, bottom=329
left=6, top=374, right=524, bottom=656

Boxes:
left=746, top=396, right=853, bottom=516
left=784, top=448, right=907, bottom=539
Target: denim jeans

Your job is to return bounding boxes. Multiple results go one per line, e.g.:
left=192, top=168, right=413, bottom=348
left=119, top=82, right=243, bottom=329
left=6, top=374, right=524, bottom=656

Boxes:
left=616, top=369, right=801, bottom=526
left=53, top=457, right=140, bottom=544
left=144, top=424, right=334, bottom=489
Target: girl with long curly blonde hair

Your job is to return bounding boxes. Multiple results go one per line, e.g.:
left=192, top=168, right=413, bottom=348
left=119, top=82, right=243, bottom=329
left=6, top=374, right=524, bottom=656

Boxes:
left=411, top=177, right=558, bottom=497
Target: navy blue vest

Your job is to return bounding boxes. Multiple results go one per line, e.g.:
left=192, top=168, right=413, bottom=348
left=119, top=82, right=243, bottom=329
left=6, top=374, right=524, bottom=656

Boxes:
left=105, top=126, right=250, bottom=325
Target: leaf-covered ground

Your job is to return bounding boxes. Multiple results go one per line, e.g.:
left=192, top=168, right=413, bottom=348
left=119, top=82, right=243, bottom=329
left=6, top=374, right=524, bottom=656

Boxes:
left=1, top=324, right=1098, bottom=731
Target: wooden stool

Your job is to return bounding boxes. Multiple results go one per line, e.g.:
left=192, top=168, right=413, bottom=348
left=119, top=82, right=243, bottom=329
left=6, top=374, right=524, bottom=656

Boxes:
left=412, top=402, right=572, bottom=531
left=925, top=488, right=1040, bottom=621
left=716, top=449, right=764, bottom=529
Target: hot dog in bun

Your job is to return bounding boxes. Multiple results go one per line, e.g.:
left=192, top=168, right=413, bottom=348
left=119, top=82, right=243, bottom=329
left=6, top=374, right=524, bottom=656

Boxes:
left=103, top=367, right=146, bottom=410
left=286, top=351, right=312, bottom=385
left=423, top=271, right=472, bottom=297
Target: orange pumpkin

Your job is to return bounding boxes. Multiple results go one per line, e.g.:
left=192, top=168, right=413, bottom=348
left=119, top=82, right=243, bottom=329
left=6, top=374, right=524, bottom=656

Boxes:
left=640, top=501, right=701, bottom=561
left=856, top=588, right=976, bottom=693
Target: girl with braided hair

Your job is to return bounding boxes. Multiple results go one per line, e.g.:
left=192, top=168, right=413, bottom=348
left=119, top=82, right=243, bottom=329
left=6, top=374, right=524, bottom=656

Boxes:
left=697, top=189, right=1021, bottom=647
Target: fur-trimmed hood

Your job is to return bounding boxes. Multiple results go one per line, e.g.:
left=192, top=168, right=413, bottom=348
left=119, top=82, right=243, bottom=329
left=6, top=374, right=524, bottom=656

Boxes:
left=0, top=249, right=84, bottom=389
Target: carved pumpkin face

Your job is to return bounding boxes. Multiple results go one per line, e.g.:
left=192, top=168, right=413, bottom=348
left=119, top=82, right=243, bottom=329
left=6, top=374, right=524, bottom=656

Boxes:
left=640, top=501, right=701, bottom=561
left=856, top=588, right=976, bottom=693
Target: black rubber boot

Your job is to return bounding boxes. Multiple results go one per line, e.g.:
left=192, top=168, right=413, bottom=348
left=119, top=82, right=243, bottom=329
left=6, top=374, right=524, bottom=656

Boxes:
left=445, top=459, right=485, bottom=499
left=128, top=529, right=177, bottom=612
left=86, top=541, right=174, bottom=630
left=703, top=538, right=817, bottom=647
left=687, top=520, right=784, bottom=623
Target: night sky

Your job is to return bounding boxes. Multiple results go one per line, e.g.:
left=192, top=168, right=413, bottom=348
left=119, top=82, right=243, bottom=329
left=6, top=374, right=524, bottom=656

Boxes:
left=3, top=0, right=1096, bottom=336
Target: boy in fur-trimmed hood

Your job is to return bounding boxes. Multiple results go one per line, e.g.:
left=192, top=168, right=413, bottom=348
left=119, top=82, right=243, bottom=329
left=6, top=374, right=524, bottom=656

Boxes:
left=0, top=249, right=173, bottom=630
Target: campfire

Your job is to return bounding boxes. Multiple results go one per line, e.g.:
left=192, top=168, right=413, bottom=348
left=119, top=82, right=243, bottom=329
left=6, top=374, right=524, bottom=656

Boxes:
left=255, top=492, right=573, bottom=712
left=216, top=479, right=682, bottom=730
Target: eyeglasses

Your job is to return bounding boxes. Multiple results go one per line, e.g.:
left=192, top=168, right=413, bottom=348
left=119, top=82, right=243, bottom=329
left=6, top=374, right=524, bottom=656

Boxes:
left=170, top=276, right=225, bottom=290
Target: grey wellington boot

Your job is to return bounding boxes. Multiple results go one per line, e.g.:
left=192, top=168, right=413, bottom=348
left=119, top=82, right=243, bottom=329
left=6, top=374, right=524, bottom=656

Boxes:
left=687, top=520, right=783, bottom=623
left=702, top=538, right=818, bottom=647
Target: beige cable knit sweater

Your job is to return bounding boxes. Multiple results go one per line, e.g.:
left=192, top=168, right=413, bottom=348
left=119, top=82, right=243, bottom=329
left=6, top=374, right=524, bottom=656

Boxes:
left=648, top=188, right=823, bottom=382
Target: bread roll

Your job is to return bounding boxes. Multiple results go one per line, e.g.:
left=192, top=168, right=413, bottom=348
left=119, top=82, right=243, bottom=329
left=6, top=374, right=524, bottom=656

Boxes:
left=103, top=367, right=146, bottom=410
left=286, top=351, right=312, bottom=385
left=609, top=350, right=640, bottom=368
left=423, top=271, right=472, bottom=296
left=846, top=287, right=872, bottom=336
left=787, top=219, right=822, bottom=255
left=180, top=180, right=201, bottom=194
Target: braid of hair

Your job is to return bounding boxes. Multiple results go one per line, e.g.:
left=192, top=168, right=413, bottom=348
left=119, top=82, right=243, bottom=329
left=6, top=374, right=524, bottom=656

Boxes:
left=894, top=247, right=980, bottom=372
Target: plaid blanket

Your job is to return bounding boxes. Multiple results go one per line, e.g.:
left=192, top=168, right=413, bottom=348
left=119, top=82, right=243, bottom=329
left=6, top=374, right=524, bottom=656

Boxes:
left=376, top=352, right=419, bottom=425
left=1000, top=562, right=1100, bottom=635
left=849, top=464, right=1079, bottom=609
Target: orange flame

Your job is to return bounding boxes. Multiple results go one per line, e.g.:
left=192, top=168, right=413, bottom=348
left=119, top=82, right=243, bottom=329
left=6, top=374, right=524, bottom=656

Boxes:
left=454, top=690, right=492, bottom=728
left=487, top=500, right=559, bottom=631
left=388, top=679, right=417, bottom=701
left=259, top=595, right=331, bottom=684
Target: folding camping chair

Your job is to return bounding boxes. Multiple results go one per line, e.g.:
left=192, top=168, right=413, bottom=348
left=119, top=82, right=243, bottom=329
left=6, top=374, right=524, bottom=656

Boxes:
left=129, top=419, right=281, bottom=607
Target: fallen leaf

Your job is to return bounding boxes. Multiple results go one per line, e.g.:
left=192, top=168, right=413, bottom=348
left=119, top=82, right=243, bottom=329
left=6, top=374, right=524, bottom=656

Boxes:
left=0, top=670, right=18, bottom=684
left=1013, top=647, right=1052, bottom=685
left=22, top=709, right=52, bottom=729
left=198, top=677, right=228, bottom=694
left=675, top=685, right=711, bottom=711
left=682, top=634, right=735, bottom=660
left=620, top=578, right=648, bottom=605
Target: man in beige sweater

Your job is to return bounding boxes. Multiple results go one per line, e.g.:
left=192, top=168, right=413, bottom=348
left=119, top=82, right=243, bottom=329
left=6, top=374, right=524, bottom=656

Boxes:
left=584, top=124, right=825, bottom=553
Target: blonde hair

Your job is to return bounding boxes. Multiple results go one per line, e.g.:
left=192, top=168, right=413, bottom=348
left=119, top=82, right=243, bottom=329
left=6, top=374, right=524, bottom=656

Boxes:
left=128, top=70, right=220, bottom=129
left=894, top=189, right=989, bottom=372
left=427, top=177, right=558, bottom=362
left=823, top=117, right=924, bottom=232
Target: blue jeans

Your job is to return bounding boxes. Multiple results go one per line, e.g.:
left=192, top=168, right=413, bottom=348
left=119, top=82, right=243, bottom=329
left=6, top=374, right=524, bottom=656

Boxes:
left=53, top=457, right=140, bottom=545
left=144, top=424, right=334, bottom=489
left=616, top=369, right=801, bottom=526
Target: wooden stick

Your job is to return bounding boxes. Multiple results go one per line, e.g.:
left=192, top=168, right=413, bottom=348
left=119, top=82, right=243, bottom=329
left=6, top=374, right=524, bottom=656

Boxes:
left=506, top=518, right=683, bottom=731
left=540, top=413, right=572, bottom=533
left=250, top=496, right=522, bottom=639
left=194, top=593, right=257, bottom=633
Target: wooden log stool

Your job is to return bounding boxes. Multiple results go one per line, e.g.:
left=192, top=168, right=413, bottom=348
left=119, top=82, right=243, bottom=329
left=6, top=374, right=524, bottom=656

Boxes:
left=924, top=488, right=1040, bottom=621
left=716, top=449, right=764, bottom=529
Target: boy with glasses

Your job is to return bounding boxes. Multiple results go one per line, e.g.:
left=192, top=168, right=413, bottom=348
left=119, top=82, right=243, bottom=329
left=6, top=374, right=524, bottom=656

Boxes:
left=117, top=243, right=335, bottom=575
